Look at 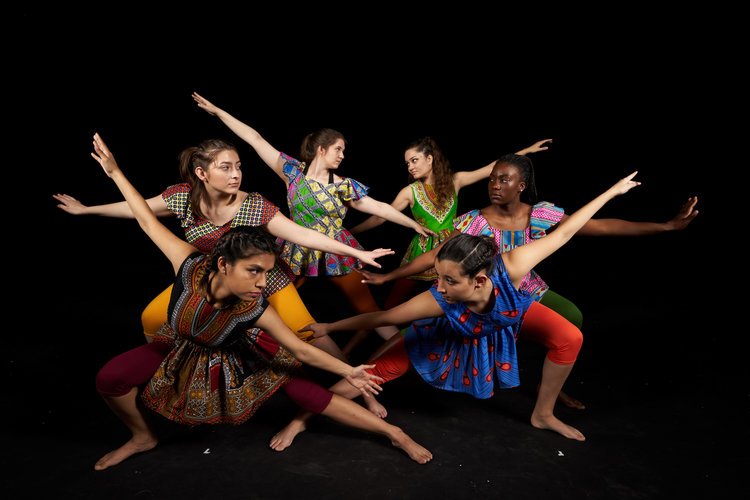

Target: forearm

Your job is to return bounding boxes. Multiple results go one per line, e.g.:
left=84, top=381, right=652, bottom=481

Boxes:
left=581, top=219, right=670, bottom=236
left=109, top=172, right=160, bottom=234
left=213, top=109, right=279, bottom=167
left=267, top=215, right=363, bottom=258
left=329, top=311, right=390, bottom=333
left=292, top=343, right=352, bottom=378
left=83, top=200, right=136, bottom=218
left=554, top=189, right=620, bottom=242
left=384, top=249, right=436, bottom=282
left=350, top=215, right=386, bottom=234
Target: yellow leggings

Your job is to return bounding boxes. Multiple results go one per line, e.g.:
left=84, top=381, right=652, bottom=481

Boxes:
left=141, top=282, right=316, bottom=342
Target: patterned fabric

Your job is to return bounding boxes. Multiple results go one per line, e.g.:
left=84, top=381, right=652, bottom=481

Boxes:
left=400, top=182, right=458, bottom=280
left=277, top=153, right=369, bottom=277
left=141, top=253, right=299, bottom=425
left=405, top=255, right=533, bottom=398
left=161, top=183, right=294, bottom=295
left=453, top=201, right=564, bottom=300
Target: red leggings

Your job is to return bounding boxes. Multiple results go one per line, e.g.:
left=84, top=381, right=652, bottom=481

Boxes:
left=366, top=300, right=583, bottom=384
left=95, top=342, right=333, bottom=414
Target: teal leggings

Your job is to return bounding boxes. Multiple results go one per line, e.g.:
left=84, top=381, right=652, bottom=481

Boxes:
left=539, top=289, right=583, bottom=330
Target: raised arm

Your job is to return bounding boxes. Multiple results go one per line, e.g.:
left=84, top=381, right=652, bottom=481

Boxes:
left=303, top=291, right=444, bottom=338
left=264, top=212, right=394, bottom=269
left=254, top=306, right=383, bottom=396
left=192, top=92, right=285, bottom=182
left=452, top=138, right=553, bottom=191
left=575, top=196, right=699, bottom=236
left=90, top=134, right=195, bottom=274
left=348, top=195, right=435, bottom=238
left=502, top=172, right=641, bottom=287
left=350, top=185, right=413, bottom=234
left=53, top=193, right=170, bottom=218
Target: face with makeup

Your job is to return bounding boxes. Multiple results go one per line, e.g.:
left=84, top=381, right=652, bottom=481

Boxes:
left=434, top=258, right=486, bottom=304
left=404, top=147, right=433, bottom=180
left=320, top=139, right=346, bottom=169
left=196, top=149, right=243, bottom=195
left=216, top=252, right=276, bottom=302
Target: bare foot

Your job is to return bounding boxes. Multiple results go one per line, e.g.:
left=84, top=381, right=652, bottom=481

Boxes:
left=530, top=413, right=586, bottom=441
left=94, top=436, right=158, bottom=470
left=390, top=429, right=433, bottom=464
left=558, top=390, right=586, bottom=410
left=269, top=419, right=307, bottom=451
left=363, top=394, right=388, bottom=418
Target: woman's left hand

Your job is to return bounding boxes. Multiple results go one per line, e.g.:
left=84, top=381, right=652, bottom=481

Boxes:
left=346, top=364, right=384, bottom=396
left=665, top=196, right=699, bottom=231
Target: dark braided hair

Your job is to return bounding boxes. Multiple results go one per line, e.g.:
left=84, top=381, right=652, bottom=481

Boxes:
left=493, top=153, right=538, bottom=203
left=178, top=139, right=238, bottom=220
left=406, top=137, right=454, bottom=208
left=208, top=226, right=278, bottom=272
left=437, top=234, right=498, bottom=278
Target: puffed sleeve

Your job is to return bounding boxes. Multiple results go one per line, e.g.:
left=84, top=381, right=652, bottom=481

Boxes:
left=280, top=152, right=304, bottom=183
left=161, top=183, right=195, bottom=226
left=336, top=177, right=370, bottom=202
left=529, top=202, right=564, bottom=240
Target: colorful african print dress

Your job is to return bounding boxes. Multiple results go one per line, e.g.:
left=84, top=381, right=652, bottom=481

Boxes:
left=453, top=202, right=564, bottom=300
left=162, top=183, right=294, bottom=296
left=400, top=182, right=457, bottom=281
left=277, top=153, right=369, bottom=277
left=405, top=255, right=534, bottom=399
left=141, top=253, right=299, bottom=425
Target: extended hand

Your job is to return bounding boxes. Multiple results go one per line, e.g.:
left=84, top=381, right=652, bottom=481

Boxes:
left=356, top=268, right=388, bottom=285
left=192, top=91, right=220, bottom=116
left=666, top=196, right=699, bottom=231
left=358, top=248, right=395, bottom=269
left=52, top=194, right=88, bottom=215
left=415, top=225, right=438, bottom=238
left=90, top=133, right=120, bottom=177
left=298, top=323, right=330, bottom=339
left=346, top=364, right=385, bottom=396
left=610, top=171, right=641, bottom=196
left=521, top=138, right=553, bottom=154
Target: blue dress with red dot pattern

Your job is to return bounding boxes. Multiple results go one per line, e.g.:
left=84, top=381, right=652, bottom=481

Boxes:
left=404, top=255, right=533, bottom=399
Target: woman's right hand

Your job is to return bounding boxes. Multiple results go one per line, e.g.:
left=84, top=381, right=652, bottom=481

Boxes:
left=52, top=194, right=89, bottom=215
left=356, top=268, right=389, bottom=286
left=192, top=91, right=221, bottom=116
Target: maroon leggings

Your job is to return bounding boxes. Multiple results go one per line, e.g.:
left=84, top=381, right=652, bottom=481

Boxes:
left=95, top=342, right=333, bottom=414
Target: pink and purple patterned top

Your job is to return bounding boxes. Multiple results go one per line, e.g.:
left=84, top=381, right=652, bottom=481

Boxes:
left=453, top=201, right=564, bottom=300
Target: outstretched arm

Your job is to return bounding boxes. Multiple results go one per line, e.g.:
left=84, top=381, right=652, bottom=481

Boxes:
left=503, top=172, right=641, bottom=287
left=53, top=193, right=170, bottom=218
left=350, top=185, right=413, bottom=234
left=358, top=230, right=459, bottom=285
left=254, top=306, right=384, bottom=396
left=192, top=92, right=285, bottom=182
left=264, top=212, right=394, bottom=269
left=302, top=291, right=444, bottom=338
left=452, top=138, right=553, bottom=191
left=576, top=196, right=699, bottom=235
left=90, top=134, right=196, bottom=274
left=348, top=196, right=435, bottom=238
